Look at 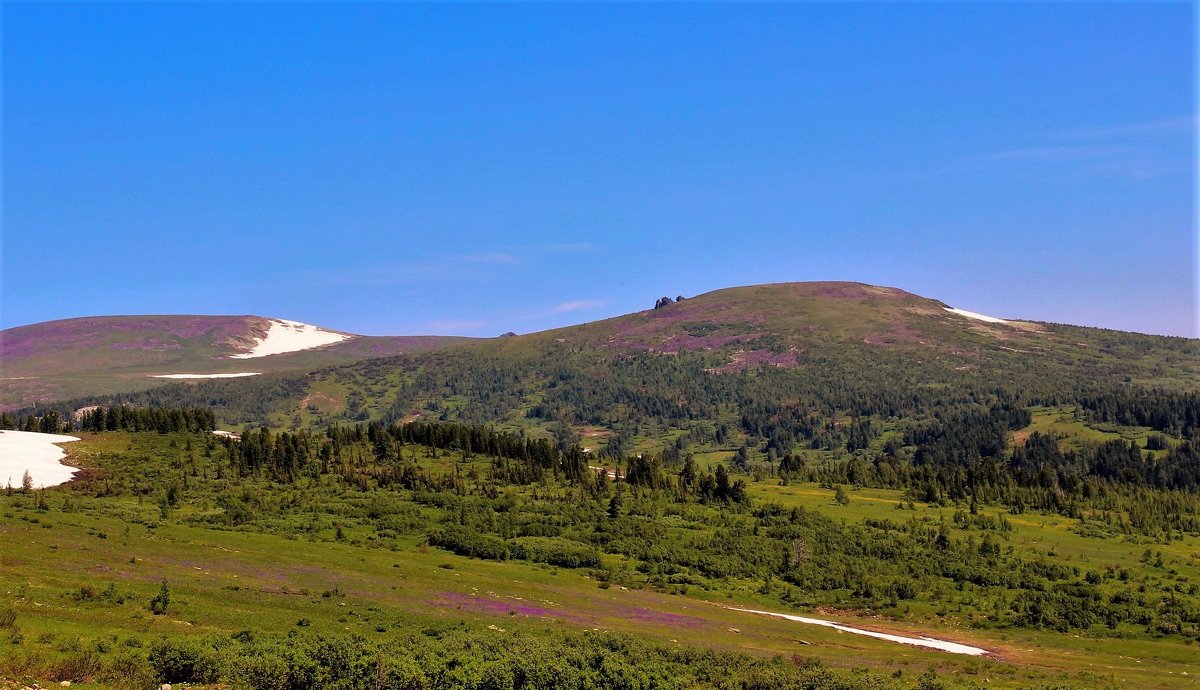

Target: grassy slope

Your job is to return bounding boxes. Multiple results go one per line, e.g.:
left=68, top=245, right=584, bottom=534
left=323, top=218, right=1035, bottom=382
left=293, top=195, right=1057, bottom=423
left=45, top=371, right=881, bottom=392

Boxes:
left=7, top=284, right=1200, bottom=689
left=486, top=281, right=1198, bottom=372
left=271, top=282, right=1200, bottom=436
left=10, top=283, right=1199, bottom=430
left=0, top=315, right=471, bottom=409
left=3, top=432, right=1198, bottom=688
left=746, top=483, right=1200, bottom=685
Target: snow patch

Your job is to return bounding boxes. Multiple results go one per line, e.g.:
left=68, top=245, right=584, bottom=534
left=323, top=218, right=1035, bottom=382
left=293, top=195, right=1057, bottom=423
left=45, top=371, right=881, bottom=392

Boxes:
left=152, top=372, right=263, bottom=379
left=727, top=607, right=988, bottom=655
left=230, top=319, right=351, bottom=359
left=943, top=307, right=1008, bottom=324
left=0, top=430, right=81, bottom=489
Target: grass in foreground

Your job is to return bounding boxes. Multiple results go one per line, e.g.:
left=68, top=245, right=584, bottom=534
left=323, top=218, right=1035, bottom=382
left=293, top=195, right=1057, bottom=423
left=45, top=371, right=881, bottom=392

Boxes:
left=1, top=431, right=1197, bottom=688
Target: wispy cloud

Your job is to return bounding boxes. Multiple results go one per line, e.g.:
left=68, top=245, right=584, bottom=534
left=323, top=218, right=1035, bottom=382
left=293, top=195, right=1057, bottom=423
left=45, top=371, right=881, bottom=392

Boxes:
left=462, top=243, right=600, bottom=264
left=546, top=299, right=609, bottom=315
left=972, top=113, right=1196, bottom=181
left=309, top=261, right=476, bottom=287
left=425, top=319, right=489, bottom=334
left=980, top=144, right=1139, bottom=163
left=1055, top=116, right=1197, bottom=140
left=512, top=298, right=611, bottom=322
left=312, top=243, right=601, bottom=288
left=453, top=243, right=602, bottom=269
left=462, top=252, right=518, bottom=265
left=544, top=242, right=599, bottom=254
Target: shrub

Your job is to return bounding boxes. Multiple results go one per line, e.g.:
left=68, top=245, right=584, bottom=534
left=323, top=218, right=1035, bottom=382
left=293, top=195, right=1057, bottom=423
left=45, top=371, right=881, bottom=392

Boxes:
left=234, top=652, right=289, bottom=690
left=429, top=527, right=510, bottom=561
left=148, top=638, right=221, bottom=684
left=49, top=648, right=102, bottom=682
left=511, top=537, right=602, bottom=569
left=102, top=650, right=157, bottom=690
left=377, top=653, right=425, bottom=690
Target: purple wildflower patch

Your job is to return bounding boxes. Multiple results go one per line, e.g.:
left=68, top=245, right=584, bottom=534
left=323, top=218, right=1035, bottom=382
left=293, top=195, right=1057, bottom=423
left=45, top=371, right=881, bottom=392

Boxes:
left=432, top=591, right=563, bottom=619
left=614, top=606, right=707, bottom=628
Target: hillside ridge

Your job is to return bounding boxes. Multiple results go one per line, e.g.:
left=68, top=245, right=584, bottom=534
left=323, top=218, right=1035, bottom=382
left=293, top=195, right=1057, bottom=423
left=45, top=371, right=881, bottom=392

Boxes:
left=0, top=313, right=471, bottom=409
left=4, top=281, right=1197, bottom=414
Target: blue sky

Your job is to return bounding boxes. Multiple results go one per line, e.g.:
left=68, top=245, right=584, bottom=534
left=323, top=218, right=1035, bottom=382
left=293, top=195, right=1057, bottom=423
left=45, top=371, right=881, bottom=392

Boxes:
left=3, top=3, right=1196, bottom=336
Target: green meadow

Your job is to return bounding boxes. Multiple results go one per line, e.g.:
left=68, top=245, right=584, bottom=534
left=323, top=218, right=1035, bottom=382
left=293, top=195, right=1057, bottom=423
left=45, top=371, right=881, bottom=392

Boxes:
left=2, top=429, right=1197, bottom=688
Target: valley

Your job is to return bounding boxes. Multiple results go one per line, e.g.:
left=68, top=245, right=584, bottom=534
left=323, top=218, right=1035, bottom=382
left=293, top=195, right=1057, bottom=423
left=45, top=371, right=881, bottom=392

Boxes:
left=6, top=2, right=1191, bottom=687
left=2, top=282, right=1198, bottom=688
left=1, top=426, right=1197, bottom=688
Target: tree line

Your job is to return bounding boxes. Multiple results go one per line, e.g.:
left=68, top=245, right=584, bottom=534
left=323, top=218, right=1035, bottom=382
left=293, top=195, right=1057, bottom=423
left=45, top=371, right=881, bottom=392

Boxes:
left=1, top=406, right=215, bottom=435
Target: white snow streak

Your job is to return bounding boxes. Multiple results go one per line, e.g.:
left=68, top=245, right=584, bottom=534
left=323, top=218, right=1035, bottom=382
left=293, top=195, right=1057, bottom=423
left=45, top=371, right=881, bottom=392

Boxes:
left=0, top=430, right=81, bottom=489
left=727, top=607, right=989, bottom=656
left=151, top=373, right=262, bottom=379
left=230, top=319, right=350, bottom=359
left=943, top=307, right=1008, bottom=324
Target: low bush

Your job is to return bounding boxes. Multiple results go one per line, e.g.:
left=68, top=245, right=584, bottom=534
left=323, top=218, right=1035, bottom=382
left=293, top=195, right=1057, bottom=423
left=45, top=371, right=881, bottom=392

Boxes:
left=428, top=526, right=510, bottom=561
left=148, top=637, right=222, bottom=684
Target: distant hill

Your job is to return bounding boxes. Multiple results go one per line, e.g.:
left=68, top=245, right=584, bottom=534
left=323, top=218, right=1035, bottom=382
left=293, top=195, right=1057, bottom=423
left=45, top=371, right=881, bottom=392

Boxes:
left=469, top=281, right=1197, bottom=381
left=495, top=281, right=1035, bottom=361
left=0, top=315, right=470, bottom=409
left=8, top=283, right=1199, bottom=440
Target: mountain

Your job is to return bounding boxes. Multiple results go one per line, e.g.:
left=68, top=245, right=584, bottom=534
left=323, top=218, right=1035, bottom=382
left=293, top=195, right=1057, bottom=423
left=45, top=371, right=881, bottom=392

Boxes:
left=479, top=281, right=1198, bottom=383
left=9, top=284, right=1199, bottom=690
left=8, top=284, right=1200, bottom=690
left=336, top=281, right=1195, bottom=427
left=0, top=315, right=470, bottom=410
left=493, top=281, right=1030, bottom=358
left=27, top=282, right=1194, bottom=442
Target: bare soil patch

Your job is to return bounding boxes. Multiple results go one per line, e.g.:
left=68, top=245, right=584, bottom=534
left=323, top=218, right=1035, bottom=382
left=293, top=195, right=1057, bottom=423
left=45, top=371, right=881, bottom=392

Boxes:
left=301, top=392, right=344, bottom=413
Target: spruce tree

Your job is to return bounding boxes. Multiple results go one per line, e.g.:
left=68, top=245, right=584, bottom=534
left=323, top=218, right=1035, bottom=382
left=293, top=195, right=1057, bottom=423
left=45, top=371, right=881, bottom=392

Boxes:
left=149, top=579, right=170, bottom=615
